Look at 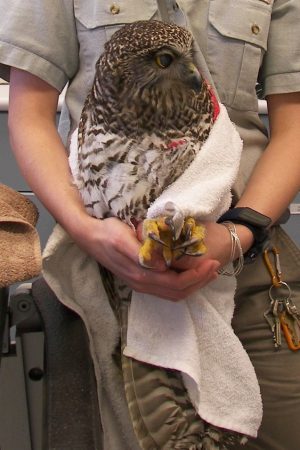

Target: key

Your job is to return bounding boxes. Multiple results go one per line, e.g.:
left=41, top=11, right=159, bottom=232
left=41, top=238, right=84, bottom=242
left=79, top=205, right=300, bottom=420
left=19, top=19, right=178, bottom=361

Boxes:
left=280, top=311, right=300, bottom=350
left=285, top=298, right=300, bottom=321
left=264, top=300, right=276, bottom=333
left=264, top=302, right=274, bottom=326
left=274, top=316, right=282, bottom=348
left=272, top=298, right=282, bottom=349
left=263, top=247, right=300, bottom=350
left=264, top=300, right=281, bottom=349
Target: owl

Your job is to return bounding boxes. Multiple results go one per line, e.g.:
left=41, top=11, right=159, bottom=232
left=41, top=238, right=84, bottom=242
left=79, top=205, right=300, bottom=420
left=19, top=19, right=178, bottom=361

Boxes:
left=70, top=20, right=219, bottom=265
left=68, top=21, right=246, bottom=449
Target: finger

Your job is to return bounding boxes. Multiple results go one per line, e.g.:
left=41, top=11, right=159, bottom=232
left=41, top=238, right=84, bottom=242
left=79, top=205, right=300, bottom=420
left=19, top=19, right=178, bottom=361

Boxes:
left=126, top=259, right=219, bottom=301
left=102, top=220, right=167, bottom=272
left=128, top=271, right=217, bottom=301
left=171, top=254, right=206, bottom=271
left=94, top=218, right=219, bottom=299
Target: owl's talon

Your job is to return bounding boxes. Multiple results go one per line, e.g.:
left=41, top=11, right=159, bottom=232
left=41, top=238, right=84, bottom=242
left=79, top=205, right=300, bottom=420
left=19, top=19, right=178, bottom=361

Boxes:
left=173, top=237, right=201, bottom=250
left=175, top=217, right=207, bottom=257
left=164, top=217, right=177, bottom=242
left=148, top=232, right=168, bottom=247
left=183, top=223, right=193, bottom=241
left=139, top=217, right=175, bottom=267
left=138, top=256, right=156, bottom=269
left=185, top=250, right=205, bottom=256
left=174, top=250, right=185, bottom=261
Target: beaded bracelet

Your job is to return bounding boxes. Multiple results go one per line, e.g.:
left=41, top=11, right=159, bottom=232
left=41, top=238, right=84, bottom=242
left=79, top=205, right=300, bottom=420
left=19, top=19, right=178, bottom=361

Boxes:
left=218, top=221, right=244, bottom=277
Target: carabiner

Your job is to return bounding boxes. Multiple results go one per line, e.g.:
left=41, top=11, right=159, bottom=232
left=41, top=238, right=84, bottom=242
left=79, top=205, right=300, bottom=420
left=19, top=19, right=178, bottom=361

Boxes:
left=263, top=246, right=283, bottom=288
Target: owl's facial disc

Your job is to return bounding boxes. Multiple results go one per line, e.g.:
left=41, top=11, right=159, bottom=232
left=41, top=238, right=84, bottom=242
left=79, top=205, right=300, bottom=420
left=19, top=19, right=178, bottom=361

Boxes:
left=152, top=49, right=202, bottom=93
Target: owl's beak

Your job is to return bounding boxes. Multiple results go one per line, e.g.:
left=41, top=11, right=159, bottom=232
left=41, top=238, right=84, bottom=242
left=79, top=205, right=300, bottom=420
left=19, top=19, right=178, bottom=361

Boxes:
left=186, top=63, right=202, bottom=92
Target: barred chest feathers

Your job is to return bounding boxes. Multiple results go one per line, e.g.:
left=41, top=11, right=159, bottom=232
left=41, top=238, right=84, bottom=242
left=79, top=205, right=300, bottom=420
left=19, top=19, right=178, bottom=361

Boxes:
left=69, top=128, right=202, bottom=223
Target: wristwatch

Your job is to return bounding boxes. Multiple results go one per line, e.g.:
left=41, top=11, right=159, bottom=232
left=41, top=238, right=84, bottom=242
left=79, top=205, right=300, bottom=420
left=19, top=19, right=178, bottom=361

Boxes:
left=217, top=207, right=272, bottom=263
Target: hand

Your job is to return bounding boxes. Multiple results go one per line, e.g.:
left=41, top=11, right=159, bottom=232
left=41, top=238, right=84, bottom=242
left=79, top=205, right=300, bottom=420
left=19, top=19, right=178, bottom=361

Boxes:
left=71, top=215, right=220, bottom=301
left=169, top=222, right=231, bottom=272
left=165, top=221, right=254, bottom=273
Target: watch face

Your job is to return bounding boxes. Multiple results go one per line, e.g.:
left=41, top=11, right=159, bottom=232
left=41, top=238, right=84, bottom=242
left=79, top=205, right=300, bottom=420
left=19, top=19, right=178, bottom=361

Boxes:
left=239, top=208, right=271, bottom=228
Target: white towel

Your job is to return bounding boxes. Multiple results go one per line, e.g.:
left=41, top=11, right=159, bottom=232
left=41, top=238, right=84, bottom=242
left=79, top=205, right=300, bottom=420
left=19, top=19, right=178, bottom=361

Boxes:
left=123, top=103, right=263, bottom=437
left=147, top=104, right=240, bottom=222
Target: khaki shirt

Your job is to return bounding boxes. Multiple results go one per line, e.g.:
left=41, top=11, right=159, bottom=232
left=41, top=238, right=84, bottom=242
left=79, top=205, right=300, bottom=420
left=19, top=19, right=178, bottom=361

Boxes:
left=0, top=0, right=299, bottom=198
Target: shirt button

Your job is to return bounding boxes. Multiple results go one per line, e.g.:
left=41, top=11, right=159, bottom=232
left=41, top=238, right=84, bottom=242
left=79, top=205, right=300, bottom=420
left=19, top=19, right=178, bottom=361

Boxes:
left=251, top=24, right=260, bottom=35
left=110, top=4, right=120, bottom=14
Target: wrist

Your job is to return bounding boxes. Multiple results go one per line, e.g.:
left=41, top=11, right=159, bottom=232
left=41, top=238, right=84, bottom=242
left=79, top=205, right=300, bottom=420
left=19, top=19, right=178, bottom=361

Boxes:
left=234, top=224, right=255, bottom=257
left=62, top=209, right=103, bottom=243
left=218, top=207, right=271, bottom=263
left=218, top=221, right=244, bottom=276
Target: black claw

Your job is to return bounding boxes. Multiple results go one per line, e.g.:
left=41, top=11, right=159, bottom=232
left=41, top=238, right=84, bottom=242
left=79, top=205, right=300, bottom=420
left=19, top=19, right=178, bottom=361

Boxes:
left=148, top=232, right=168, bottom=247
left=183, top=223, right=193, bottom=241
left=164, top=217, right=177, bottom=241
left=139, top=260, right=156, bottom=269
left=173, top=237, right=201, bottom=250
left=174, top=251, right=185, bottom=261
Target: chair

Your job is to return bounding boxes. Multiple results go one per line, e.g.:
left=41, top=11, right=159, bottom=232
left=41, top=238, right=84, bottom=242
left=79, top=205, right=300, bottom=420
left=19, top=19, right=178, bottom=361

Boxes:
left=0, top=279, right=103, bottom=449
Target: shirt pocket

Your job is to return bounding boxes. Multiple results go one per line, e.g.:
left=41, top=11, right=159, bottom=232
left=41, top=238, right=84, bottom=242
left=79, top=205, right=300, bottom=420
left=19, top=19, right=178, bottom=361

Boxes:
left=71, top=0, right=157, bottom=111
left=74, top=0, right=157, bottom=33
left=207, top=0, right=273, bottom=111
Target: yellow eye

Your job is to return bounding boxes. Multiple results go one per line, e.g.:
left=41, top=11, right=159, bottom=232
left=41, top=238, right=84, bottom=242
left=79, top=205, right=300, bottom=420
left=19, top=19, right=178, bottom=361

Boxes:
left=155, top=53, right=174, bottom=69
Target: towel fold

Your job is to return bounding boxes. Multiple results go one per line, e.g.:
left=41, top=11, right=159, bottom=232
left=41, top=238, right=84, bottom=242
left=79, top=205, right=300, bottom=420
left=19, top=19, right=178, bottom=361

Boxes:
left=0, top=184, right=42, bottom=287
left=123, top=103, right=263, bottom=437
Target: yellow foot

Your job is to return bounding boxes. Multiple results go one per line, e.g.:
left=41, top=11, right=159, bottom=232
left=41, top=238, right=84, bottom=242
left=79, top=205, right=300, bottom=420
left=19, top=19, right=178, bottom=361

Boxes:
left=173, top=217, right=206, bottom=260
left=138, top=217, right=173, bottom=267
left=138, top=217, right=206, bottom=268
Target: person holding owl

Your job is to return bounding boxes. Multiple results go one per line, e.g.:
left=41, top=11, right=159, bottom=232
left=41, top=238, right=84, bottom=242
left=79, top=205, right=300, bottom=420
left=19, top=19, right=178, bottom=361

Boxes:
left=0, top=1, right=300, bottom=449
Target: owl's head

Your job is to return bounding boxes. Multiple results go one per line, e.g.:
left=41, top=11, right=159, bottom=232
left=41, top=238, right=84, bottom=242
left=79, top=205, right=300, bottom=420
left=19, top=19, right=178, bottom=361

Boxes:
left=98, top=20, right=202, bottom=98
left=89, top=21, right=216, bottom=135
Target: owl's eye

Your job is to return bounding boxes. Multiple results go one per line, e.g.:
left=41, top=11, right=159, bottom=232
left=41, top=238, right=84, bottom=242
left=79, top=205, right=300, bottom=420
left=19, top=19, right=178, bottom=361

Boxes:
left=155, top=53, right=174, bottom=69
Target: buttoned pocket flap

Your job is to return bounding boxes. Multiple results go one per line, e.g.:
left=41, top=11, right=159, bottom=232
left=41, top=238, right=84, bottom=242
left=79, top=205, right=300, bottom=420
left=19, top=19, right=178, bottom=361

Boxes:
left=74, top=0, right=157, bottom=29
left=209, top=0, right=272, bottom=51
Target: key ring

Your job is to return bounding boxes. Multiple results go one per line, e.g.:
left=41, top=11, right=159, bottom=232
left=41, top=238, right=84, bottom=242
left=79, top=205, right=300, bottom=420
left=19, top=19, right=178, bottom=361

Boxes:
left=268, top=281, right=292, bottom=303
left=263, top=245, right=300, bottom=351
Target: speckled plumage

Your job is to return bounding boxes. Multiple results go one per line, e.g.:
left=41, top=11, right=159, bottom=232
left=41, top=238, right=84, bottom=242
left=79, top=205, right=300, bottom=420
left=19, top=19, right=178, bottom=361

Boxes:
left=72, top=20, right=216, bottom=223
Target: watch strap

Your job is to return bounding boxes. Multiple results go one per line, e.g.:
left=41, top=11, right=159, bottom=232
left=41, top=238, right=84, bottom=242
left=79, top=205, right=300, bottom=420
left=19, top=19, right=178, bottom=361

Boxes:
left=218, top=207, right=271, bottom=263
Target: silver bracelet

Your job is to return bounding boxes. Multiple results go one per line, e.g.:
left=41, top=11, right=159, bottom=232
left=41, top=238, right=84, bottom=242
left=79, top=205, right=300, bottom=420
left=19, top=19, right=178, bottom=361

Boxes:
left=218, top=221, right=244, bottom=277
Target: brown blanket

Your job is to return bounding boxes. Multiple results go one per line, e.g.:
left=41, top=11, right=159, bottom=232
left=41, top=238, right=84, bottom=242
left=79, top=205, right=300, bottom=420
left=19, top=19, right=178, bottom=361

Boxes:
left=0, top=183, right=41, bottom=287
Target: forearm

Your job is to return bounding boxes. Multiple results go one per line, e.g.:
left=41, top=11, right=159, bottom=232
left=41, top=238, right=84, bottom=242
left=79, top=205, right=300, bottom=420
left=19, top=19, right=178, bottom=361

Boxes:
left=236, top=133, right=300, bottom=223
left=236, top=93, right=300, bottom=224
left=8, top=69, right=92, bottom=240
left=9, top=114, right=90, bottom=236
left=211, top=93, right=300, bottom=262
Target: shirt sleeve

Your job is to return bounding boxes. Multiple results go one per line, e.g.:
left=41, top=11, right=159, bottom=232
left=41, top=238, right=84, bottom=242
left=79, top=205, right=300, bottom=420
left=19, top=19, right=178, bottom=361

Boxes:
left=260, top=0, right=300, bottom=97
left=0, top=0, right=79, bottom=92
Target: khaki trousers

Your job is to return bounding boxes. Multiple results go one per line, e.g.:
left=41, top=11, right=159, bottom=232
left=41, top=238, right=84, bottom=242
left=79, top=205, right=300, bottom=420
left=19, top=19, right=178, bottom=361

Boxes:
left=232, top=226, right=300, bottom=450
